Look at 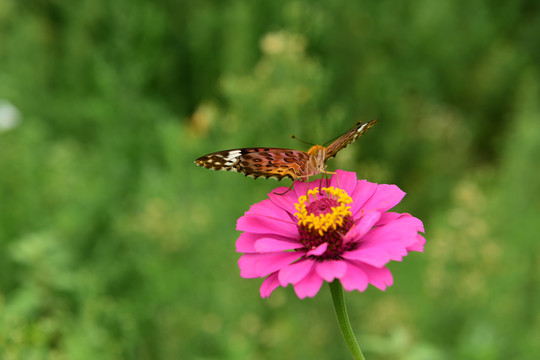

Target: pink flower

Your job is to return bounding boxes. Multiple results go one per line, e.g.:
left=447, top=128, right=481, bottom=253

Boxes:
left=236, top=170, right=425, bottom=299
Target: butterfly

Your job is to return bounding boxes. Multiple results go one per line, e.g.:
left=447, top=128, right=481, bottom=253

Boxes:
left=194, top=119, right=378, bottom=181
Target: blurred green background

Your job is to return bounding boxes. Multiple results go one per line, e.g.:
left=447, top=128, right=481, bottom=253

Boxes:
left=1, top=1, right=539, bottom=359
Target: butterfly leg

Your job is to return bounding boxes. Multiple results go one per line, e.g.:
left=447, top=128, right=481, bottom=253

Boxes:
left=272, top=182, right=295, bottom=196
left=318, top=175, right=333, bottom=194
left=321, top=167, right=337, bottom=190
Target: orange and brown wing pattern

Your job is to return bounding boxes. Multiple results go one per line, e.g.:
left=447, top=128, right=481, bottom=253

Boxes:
left=195, top=148, right=309, bottom=180
left=324, top=119, right=378, bottom=160
left=195, top=120, right=378, bottom=181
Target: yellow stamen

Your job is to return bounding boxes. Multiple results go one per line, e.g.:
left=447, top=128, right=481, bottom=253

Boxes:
left=294, top=187, right=353, bottom=235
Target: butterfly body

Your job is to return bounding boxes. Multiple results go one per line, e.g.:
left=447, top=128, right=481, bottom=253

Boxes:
left=195, top=119, right=378, bottom=181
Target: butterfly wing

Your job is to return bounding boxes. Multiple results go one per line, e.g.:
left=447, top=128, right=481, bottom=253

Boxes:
left=324, top=119, right=378, bottom=160
left=195, top=148, right=309, bottom=180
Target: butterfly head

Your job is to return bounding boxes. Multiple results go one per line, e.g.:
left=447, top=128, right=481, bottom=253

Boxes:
left=307, top=145, right=326, bottom=156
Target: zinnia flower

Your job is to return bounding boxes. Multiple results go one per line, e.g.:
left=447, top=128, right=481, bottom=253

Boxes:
left=236, top=170, right=425, bottom=299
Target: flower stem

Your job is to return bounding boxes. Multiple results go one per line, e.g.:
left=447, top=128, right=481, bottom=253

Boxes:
left=329, top=280, right=366, bottom=360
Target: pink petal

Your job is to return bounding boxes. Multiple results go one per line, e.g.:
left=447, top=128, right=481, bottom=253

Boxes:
left=354, top=244, right=408, bottom=265
left=361, top=216, right=422, bottom=249
left=238, top=252, right=302, bottom=278
left=356, top=184, right=405, bottom=216
left=270, top=186, right=292, bottom=196
left=236, top=214, right=297, bottom=238
left=268, top=188, right=299, bottom=216
left=245, top=198, right=273, bottom=212
left=386, top=246, right=409, bottom=261
left=407, top=234, right=426, bottom=252
left=396, top=214, right=425, bottom=232
left=315, top=260, right=347, bottom=282
left=339, top=262, right=368, bottom=292
left=254, top=237, right=303, bottom=252
left=260, top=273, right=280, bottom=298
left=331, top=170, right=358, bottom=195
left=349, top=180, right=378, bottom=216
left=236, top=232, right=259, bottom=253
left=245, top=199, right=286, bottom=218
left=292, top=270, right=324, bottom=298
left=278, top=259, right=315, bottom=285
left=343, top=210, right=381, bottom=243
left=342, top=247, right=391, bottom=267
left=293, top=181, right=310, bottom=198
left=374, top=212, right=402, bottom=226
left=237, top=233, right=298, bottom=253
left=293, top=179, right=320, bottom=199
left=358, top=241, right=409, bottom=261
left=358, top=262, right=393, bottom=290
left=307, top=242, right=328, bottom=256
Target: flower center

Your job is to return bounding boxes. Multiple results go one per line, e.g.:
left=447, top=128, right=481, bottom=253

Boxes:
left=294, top=187, right=355, bottom=259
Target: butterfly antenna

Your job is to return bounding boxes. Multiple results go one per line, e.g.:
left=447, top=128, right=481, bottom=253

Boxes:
left=322, top=120, right=369, bottom=146
left=290, top=134, right=315, bottom=146
left=323, top=136, right=339, bottom=147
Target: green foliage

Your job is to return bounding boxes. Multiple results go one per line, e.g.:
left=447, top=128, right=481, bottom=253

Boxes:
left=1, top=0, right=540, bottom=359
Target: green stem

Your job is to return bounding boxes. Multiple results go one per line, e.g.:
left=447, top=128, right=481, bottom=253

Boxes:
left=329, top=280, right=366, bottom=360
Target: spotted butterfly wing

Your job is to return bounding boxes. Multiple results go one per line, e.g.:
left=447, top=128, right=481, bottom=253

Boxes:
left=195, top=119, right=378, bottom=180
left=325, top=119, right=378, bottom=160
left=195, top=148, right=309, bottom=180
